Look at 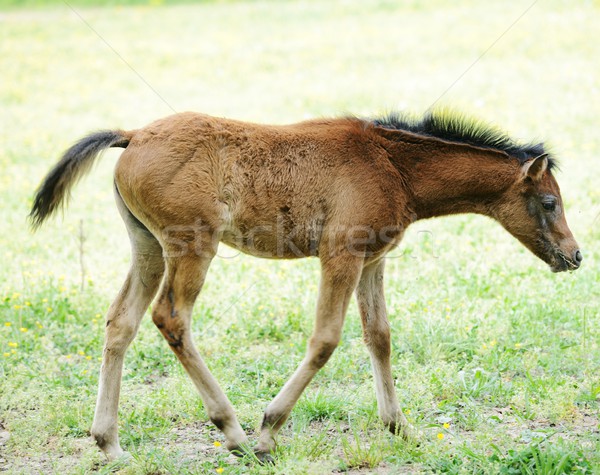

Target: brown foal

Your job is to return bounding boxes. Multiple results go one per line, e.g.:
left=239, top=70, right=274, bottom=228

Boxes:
left=30, top=110, right=581, bottom=461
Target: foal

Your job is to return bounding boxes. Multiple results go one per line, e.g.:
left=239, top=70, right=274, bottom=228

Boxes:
left=30, top=110, right=581, bottom=461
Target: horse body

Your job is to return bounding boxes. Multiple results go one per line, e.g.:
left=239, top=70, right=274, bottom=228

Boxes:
left=116, top=112, right=411, bottom=261
left=30, top=110, right=581, bottom=461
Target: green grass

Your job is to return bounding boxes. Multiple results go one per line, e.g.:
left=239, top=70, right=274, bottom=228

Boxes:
left=1, top=0, right=599, bottom=473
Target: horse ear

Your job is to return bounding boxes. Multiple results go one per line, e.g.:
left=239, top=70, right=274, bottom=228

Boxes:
left=522, top=153, right=548, bottom=182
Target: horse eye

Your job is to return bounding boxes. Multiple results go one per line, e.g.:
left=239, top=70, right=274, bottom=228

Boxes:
left=542, top=201, right=556, bottom=212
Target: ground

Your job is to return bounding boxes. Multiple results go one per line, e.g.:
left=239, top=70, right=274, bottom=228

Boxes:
left=0, top=0, right=599, bottom=474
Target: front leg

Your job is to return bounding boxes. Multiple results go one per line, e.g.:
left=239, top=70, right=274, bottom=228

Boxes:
left=256, top=254, right=363, bottom=456
left=355, top=259, right=413, bottom=438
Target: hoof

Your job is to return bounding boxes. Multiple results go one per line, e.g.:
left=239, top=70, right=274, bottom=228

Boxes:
left=229, top=444, right=251, bottom=458
left=388, top=421, right=421, bottom=443
left=229, top=445, right=274, bottom=464
left=253, top=449, right=275, bottom=465
left=106, top=450, right=132, bottom=467
left=103, top=445, right=128, bottom=462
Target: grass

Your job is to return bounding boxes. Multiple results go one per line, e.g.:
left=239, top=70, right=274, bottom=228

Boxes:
left=1, top=0, right=599, bottom=473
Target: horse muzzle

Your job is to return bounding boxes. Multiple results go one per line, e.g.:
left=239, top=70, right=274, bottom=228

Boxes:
left=550, top=248, right=582, bottom=273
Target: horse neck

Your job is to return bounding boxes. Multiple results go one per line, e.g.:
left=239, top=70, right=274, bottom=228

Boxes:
left=401, top=144, right=520, bottom=221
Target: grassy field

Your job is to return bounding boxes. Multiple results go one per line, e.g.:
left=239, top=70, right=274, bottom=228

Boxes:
left=1, top=0, right=599, bottom=473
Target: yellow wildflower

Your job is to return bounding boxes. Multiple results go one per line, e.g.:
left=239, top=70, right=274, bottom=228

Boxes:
left=46, top=307, right=53, bottom=312
left=213, top=441, right=222, bottom=447
left=443, top=422, right=450, bottom=429
left=437, top=433, right=444, bottom=440
left=3, top=352, right=10, bottom=357
left=85, top=355, right=92, bottom=360
left=216, top=468, right=224, bottom=474
left=13, top=305, right=22, bottom=310
left=78, top=350, right=85, bottom=356
left=4, top=322, right=11, bottom=327
left=8, top=342, right=17, bottom=348
left=20, top=327, right=28, bottom=333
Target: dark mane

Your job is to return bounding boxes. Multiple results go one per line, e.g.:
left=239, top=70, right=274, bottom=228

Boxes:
left=370, top=109, right=557, bottom=169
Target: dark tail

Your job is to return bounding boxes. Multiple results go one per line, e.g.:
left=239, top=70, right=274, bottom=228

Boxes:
left=29, top=130, right=132, bottom=229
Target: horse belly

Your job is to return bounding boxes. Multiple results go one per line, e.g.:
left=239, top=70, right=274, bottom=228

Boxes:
left=221, top=208, right=324, bottom=259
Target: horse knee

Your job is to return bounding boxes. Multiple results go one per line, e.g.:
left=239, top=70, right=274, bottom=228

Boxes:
left=104, top=315, right=139, bottom=353
left=364, top=322, right=391, bottom=358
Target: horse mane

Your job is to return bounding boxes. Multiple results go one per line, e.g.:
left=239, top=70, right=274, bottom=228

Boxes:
left=370, top=109, right=557, bottom=169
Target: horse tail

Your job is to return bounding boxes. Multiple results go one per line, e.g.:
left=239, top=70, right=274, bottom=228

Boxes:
left=29, top=130, right=134, bottom=229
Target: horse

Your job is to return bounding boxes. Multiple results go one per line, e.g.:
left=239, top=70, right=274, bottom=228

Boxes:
left=30, top=109, right=582, bottom=462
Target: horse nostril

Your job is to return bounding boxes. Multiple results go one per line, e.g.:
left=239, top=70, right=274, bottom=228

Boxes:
left=574, top=250, right=583, bottom=265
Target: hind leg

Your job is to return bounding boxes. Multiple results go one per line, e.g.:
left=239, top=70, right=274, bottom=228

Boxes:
left=91, top=193, right=165, bottom=460
left=152, top=239, right=248, bottom=452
